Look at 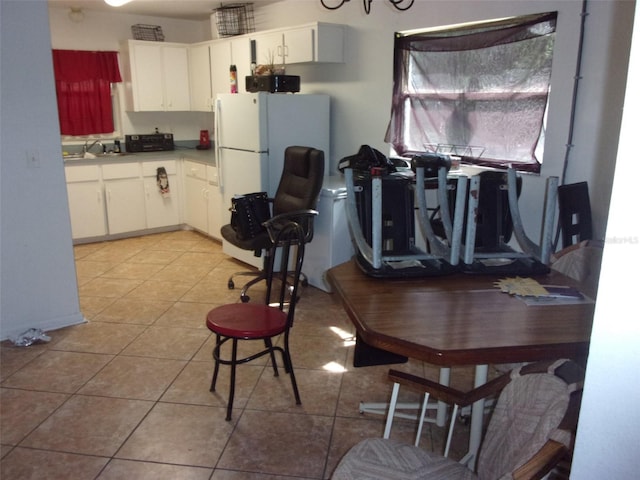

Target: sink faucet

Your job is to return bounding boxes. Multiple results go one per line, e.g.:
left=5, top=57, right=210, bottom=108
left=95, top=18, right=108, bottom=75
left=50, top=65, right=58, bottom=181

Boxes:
left=83, top=140, right=104, bottom=154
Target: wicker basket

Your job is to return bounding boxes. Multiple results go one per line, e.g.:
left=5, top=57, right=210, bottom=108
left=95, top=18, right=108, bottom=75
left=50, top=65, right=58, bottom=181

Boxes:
left=131, top=24, right=165, bottom=41
left=213, top=3, right=255, bottom=37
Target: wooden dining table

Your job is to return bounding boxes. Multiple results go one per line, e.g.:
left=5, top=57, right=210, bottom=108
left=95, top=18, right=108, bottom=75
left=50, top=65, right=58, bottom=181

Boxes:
left=326, top=259, right=595, bottom=462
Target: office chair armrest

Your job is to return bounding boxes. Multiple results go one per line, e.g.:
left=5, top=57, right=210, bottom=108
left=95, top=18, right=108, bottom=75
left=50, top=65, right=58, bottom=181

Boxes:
left=388, top=368, right=512, bottom=408
left=263, top=210, right=319, bottom=243
left=512, top=439, right=568, bottom=480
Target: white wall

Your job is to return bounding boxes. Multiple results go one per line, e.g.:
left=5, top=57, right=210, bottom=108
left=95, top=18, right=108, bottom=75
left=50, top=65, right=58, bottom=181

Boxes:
left=1, top=0, right=84, bottom=340
left=571, top=3, right=640, bottom=476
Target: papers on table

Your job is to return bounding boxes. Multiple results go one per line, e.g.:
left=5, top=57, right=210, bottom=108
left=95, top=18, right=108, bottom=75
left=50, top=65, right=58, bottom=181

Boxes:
left=495, top=276, right=593, bottom=306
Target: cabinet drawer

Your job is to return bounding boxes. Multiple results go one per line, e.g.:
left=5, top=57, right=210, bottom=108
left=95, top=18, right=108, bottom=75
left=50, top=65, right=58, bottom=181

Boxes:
left=65, top=164, right=101, bottom=183
left=102, top=162, right=141, bottom=180
left=184, top=161, right=207, bottom=181
left=142, top=160, right=177, bottom=176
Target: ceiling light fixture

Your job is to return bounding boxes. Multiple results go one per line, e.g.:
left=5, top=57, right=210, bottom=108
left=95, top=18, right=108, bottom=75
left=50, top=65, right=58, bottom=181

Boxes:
left=320, top=0, right=414, bottom=15
left=104, top=0, right=133, bottom=7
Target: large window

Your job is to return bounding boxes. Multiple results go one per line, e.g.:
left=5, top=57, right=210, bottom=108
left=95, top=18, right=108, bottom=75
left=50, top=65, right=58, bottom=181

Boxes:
left=385, top=12, right=557, bottom=173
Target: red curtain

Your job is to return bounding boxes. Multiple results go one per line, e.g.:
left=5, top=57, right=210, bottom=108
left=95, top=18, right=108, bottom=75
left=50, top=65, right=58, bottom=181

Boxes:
left=52, top=50, right=122, bottom=136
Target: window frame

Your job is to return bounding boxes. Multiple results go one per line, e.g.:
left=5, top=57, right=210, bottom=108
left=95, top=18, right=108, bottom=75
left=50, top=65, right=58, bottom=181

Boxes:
left=385, top=12, right=558, bottom=174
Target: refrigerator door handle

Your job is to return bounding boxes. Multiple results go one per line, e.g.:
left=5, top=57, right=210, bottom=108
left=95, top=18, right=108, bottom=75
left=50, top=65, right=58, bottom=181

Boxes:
left=215, top=98, right=224, bottom=194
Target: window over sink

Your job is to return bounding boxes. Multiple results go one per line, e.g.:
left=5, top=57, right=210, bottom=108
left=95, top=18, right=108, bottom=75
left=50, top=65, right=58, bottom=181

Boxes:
left=52, top=49, right=123, bottom=142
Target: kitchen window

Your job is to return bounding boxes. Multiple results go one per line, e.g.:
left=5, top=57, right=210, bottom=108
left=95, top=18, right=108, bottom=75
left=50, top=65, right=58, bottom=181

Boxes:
left=52, top=49, right=122, bottom=139
left=385, top=12, right=557, bottom=173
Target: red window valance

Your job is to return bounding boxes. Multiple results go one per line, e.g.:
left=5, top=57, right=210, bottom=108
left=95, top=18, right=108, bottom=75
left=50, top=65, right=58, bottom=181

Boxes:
left=52, top=50, right=122, bottom=136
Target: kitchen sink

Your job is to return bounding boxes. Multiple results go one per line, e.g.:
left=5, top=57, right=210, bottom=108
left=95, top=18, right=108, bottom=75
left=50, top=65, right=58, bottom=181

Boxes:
left=63, top=152, right=131, bottom=160
left=96, top=152, right=131, bottom=157
left=62, top=153, right=86, bottom=160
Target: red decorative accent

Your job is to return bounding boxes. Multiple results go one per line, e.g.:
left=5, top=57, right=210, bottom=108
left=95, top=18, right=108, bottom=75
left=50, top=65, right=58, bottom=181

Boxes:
left=52, top=50, right=122, bottom=135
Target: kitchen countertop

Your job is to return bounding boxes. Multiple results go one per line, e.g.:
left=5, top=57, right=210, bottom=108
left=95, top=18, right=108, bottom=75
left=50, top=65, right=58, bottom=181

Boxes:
left=63, top=147, right=215, bottom=166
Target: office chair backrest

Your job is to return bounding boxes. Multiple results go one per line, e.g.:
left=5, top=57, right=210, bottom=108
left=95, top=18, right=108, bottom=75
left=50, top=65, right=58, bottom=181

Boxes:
left=557, top=181, right=593, bottom=248
left=272, top=146, right=325, bottom=216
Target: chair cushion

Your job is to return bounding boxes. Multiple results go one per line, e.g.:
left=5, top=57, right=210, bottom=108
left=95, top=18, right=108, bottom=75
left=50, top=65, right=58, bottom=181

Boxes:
left=206, top=303, right=288, bottom=338
left=332, top=438, right=477, bottom=480
left=220, top=223, right=272, bottom=252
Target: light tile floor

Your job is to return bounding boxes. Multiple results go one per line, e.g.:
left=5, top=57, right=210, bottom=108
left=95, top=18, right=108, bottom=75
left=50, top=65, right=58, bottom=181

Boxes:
left=1, top=230, right=477, bottom=480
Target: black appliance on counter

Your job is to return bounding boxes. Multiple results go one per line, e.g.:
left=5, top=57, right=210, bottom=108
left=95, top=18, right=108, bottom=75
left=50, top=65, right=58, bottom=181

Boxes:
left=125, top=133, right=174, bottom=152
left=245, top=75, right=300, bottom=93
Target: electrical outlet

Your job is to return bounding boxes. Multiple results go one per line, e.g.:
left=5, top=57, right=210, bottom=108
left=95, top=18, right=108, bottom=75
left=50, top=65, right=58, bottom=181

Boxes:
left=26, top=149, right=40, bottom=168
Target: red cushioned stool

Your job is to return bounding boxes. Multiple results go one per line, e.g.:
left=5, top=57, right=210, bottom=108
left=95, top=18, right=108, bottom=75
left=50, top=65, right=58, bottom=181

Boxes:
left=206, top=220, right=309, bottom=420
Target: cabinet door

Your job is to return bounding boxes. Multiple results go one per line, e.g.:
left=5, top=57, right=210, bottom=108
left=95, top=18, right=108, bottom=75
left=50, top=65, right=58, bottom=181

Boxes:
left=210, top=40, right=231, bottom=97
left=230, top=37, right=251, bottom=93
left=189, top=43, right=213, bottom=111
left=163, top=45, right=191, bottom=111
left=183, top=161, right=209, bottom=233
left=283, top=27, right=315, bottom=64
left=102, top=162, right=146, bottom=235
left=143, top=161, right=180, bottom=229
left=131, top=43, right=165, bottom=111
left=206, top=165, right=223, bottom=240
left=105, top=178, right=147, bottom=235
left=254, top=31, right=284, bottom=67
left=66, top=181, right=107, bottom=239
left=282, top=24, right=345, bottom=64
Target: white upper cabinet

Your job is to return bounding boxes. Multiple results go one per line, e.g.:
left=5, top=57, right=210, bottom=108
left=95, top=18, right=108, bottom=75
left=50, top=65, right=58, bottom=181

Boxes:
left=122, top=40, right=191, bottom=112
left=190, top=36, right=252, bottom=110
left=189, top=42, right=214, bottom=111
left=253, top=23, right=345, bottom=66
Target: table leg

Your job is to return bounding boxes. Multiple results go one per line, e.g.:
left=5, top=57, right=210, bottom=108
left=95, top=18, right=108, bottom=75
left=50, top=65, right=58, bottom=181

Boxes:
left=436, top=367, right=451, bottom=427
left=468, top=364, right=489, bottom=470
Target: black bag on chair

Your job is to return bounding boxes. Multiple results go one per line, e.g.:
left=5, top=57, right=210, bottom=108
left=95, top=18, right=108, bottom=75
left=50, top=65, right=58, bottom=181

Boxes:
left=230, top=192, right=271, bottom=240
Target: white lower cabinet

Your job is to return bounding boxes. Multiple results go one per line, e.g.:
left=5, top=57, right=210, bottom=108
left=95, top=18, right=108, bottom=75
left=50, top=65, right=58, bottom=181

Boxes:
left=143, top=160, right=180, bottom=229
left=65, top=158, right=184, bottom=241
left=102, top=163, right=146, bottom=235
left=183, top=160, right=209, bottom=233
left=206, top=165, right=223, bottom=240
left=65, top=165, right=107, bottom=239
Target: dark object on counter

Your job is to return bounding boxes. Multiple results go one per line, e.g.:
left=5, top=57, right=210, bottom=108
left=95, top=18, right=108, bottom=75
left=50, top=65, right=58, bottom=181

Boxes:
left=245, top=75, right=300, bottom=93
left=125, top=133, right=174, bottom=152
left=114, top=140, right=121, bottom=153
left=410, top=152, right=451, bottom=177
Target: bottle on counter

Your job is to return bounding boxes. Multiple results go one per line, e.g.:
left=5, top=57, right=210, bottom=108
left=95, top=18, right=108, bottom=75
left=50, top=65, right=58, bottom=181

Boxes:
left=114, top=139, right=121, bottom=153
left=230, top=65, right=238, bottom=94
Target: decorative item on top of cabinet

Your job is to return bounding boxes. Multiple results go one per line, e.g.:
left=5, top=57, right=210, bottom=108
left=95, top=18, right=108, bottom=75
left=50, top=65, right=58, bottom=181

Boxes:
left=121, top=40, right=191, bottom=112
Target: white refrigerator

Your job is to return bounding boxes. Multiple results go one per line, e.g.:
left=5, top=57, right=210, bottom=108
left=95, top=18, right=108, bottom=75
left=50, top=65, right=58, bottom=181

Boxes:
left=215, top=92, right=330, bottom=267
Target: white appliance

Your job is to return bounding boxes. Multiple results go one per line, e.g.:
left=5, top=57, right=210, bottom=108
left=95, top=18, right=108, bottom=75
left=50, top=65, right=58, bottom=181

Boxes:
left=215, top=92, right=330, bottom=267
left=304, top=176, right=354, bottom=292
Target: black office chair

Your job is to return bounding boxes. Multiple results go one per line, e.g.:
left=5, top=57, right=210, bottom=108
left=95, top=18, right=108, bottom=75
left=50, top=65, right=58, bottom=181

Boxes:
left=221, top=146, right=325, bottom=302
left=557, top=181, right=593, bottom=248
